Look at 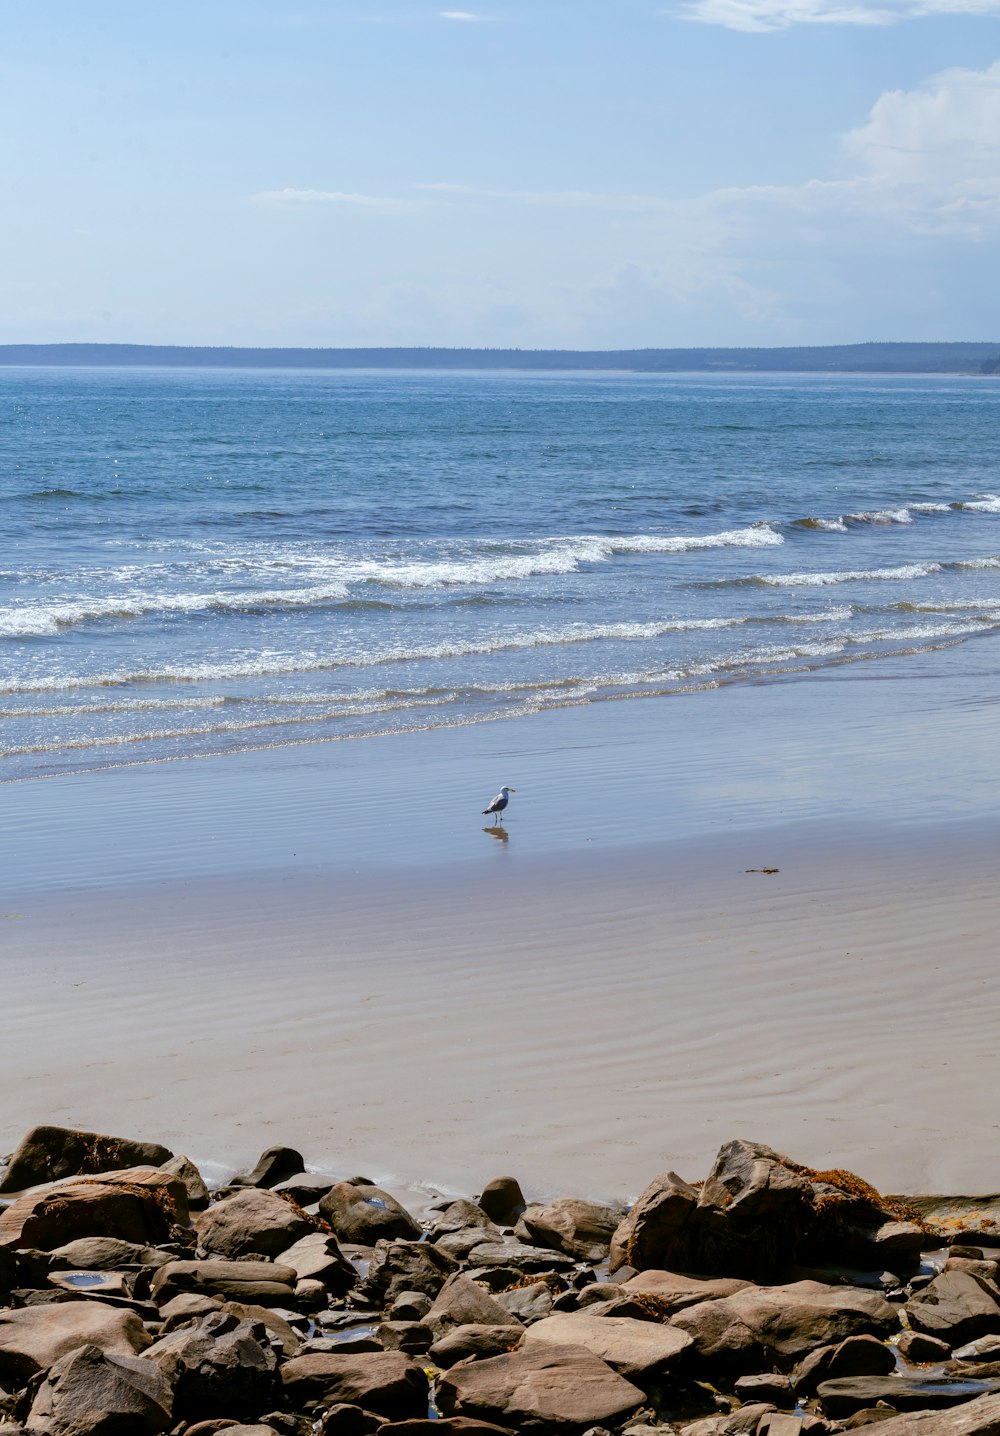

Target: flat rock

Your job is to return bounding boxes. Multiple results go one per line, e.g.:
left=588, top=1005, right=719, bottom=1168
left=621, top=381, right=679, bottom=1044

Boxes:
left=280, top=1351, right=429, bottom=1419
left=514, top=1199, right=621, bottom=1263
left=150, top=1258, right=298, bottom=1305
left=436, top=1343, right=645, bottom=1432
left=194, top=1187, right=313, bottom=1259
left=494, top=1283, right=553, bottom=1325
left=622, top=1270, right=752, bottom=1314
left=0, top=1174, right=181, bottom=1252
left=853, top=1392, right=1000, bottom=1432
left=522, top=1311, right=692, bottom=1382
left=670, top=1280, right=899, bottom=1372
left=0, top=1126, right=173, bottom=1195
left=319, top=1184, right=421, bottom=1244
left=0, top=1301, right=150, bottom=1383
left=279, top=1231, right=356, bottom=1294
left=908, top=1273, right=1000, bottom=1346
left=680, top=1405, right=778, bottom=1435
left=376, top=1422, right=515, bottom=1435
left=48, top=1237, right=172, bottom=1272
left=430, top=1324, right=525, bottom=1366
left=817, top=1374, right=1000, bottom=1418
left=457, top=1240, right=575, bottom=1271
left=24, top=1341, right=173, bottom=1434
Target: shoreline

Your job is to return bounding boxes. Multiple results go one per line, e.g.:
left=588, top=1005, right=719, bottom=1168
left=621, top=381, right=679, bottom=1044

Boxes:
left=4, top=650, right=1000, bottom=1202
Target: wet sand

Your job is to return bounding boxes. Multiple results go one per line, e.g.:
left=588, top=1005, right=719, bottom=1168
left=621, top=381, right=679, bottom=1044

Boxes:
left=3, top=652, right=1000, bottom=1200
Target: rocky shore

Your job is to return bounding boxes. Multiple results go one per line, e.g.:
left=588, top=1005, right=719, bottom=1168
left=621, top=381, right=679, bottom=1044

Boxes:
left=2, top=1130, right=1000, bottom=1435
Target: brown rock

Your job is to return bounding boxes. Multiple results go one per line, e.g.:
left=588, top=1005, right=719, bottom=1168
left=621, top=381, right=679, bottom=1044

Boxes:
left=851, top=1392, right=1000, bottom=1431
left=0, top=1175, right=180, bottom=1252
left=494, top=1282, right=553, bottom=1324
left=817, top=1374, right=1000, bottom=1419
left=514, top=1199, right=621, bottom=1263
left=150, top=1258, right=298, bottom=1306
left=363, top=1240, right=458, bottom=1305
left=609, top=1171, right=698, bottom=1275
left=279, top=1231, right=356, bottom=1294
left=680, top=1405, right=778, bottom=1435
left=0, top=1126, right=173, bottom=1194
left=899, top=1330, right=953, bottom=1363
left=623, top=1269, right=752, bottom=1313
left=280, top=1351, right=429, bottom=1419
left=142, top=1310, right=278, bottom=1420
left=319, top=1184, right=421, bottom=1244
left=430, top=1324, right=524, bottom=1366
left=194, top=1187, right=313, bottom=1259
left=160, top=1154, right=211, bottom=1209
left=478, top=1178, right=525, bottom=1227
left=522, top=1311, right=692, bottom=1383
left=436, top=1343, right=645, bottom=1431
left=792, top=1334, right=897, bottom=1396
left=670, top=1280, right=899, bottom=1373
left=426, top=1274, right=524, bottom=1335
left=229, top=1145, right=305, bottom=1190
left=908, top=1272, right=1000, bottom=1346
left=24, top=1341, right=173, bottom=1434
left=377, top=1422, right=515, bottom=1435
left=47, top=1237, right=172, bottom=1272
left=0, top=1301, right=150, bottom=1383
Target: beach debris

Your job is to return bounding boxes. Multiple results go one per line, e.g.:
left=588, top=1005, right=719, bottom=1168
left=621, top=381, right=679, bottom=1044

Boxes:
left=745, top=868, right=780, bottom=875
left=3, top=1124, right=1000, bottom=1431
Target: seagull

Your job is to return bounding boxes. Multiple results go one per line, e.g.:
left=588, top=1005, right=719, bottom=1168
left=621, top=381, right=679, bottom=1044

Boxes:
left=482, top=785, right=515, bottom=822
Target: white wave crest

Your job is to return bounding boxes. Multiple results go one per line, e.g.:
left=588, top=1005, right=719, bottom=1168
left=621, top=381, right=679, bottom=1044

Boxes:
left=954, top=556, right=1000, bottom=570
left=957, top=495, right=1000, bottom=514
left=756, top=562, right=941, bottom=587
left=846, top=507, right=914, bottom=526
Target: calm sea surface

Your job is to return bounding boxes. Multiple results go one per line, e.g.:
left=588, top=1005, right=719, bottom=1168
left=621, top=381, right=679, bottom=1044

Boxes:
left=2, top=366, right=999, bottom=782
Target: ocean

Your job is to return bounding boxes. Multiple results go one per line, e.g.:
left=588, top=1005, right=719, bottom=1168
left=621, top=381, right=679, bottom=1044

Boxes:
left=2, top=364, right=999, bottom=783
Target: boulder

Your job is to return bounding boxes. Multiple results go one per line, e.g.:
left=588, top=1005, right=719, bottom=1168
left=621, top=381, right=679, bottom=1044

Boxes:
left=431, top=1204, right=504, bottom=1261
left=0, top=1302, right=150, bottom=1383
left=817, top=1374, right=1000, bottom=1419
left=0, top=1126, right=173, bottom=1194
left=609, top=1172, right=698, bottom=1275
left=279, top=1232, right=356, bottom=1294
left=733, top=1372, right=794, bottom=1406
left=379, top=1320, right=434, bottom=1355
left=160, top=1155, right=211, bottom=1210
left=478, top=1178, right=525, bottom=1227
left=150, top=1259, right=298, bottom=1306
left=514, top=1199, right=621, bottom=1263
left=908, top=1273, right=1000, bottom=1346
left=670, top=1280, right=899, bottom=1373
left=272, top=1174, right=337, bottom=1206
left=853, top=1393, right=1000, bottom=1432
left=194, top=1188, right=313, bottom=1259
left=430, top=1325, right=525, bottom=1366
left=220, top=1302, right=303, bottom=1357
left=455, top=1240, right=575, bottom=1272
left=363, top=1240, right=458, bottom=1305
left=426, top=1275, right=524, bottom=1335
left=229, top=1145, right=305, bottom=1190
left=612, top=1141, right=924, bottom=1281
left=142, top=1310, right=278, bottom=1420
left=522, top=1312, right=693, bottom=1383
left=0, top=1175, right=180, bottom=1252
left=280, top=1351, right=429, bottom=1419
left=24, top=1342, right=173, bottom=1434
left=436, top=1343, right=645, bottom=1432
left=319, top=1184, right=421, bottom=1244
left=792, top=1334, right=897, bottom=1396
left=389, top=1293, right=432, bottom=1322
left=318, top=1408, right=381, bottom=1436
left=955, top=1339, right=1000, bottom=1364
left=899, top=1330, right=954, bottom=1363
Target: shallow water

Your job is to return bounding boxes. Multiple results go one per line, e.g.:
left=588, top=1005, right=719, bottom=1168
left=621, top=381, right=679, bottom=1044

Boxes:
left=3, top=366, right=1000, bottom=780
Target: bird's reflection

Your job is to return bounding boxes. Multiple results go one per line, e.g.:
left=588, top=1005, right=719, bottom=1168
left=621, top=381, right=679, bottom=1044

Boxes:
left=483, top=824, right=510, bottom=842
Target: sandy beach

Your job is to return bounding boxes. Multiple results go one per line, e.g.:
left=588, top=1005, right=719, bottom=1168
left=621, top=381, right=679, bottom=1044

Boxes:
left=4, top=646, right=1000, bottom=1203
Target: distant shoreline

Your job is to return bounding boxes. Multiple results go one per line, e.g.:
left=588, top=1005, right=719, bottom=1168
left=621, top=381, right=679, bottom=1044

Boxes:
left=2, top=340, right=1000, bottom=374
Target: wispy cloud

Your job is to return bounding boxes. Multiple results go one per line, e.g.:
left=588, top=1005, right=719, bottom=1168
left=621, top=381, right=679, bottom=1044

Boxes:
left=678, top=0, right=1000, bottom=30
left=253, top=188, right=419, bottom=213
left=438, top=9, right=495, bottom=19
left=417, top=183, right=671, bottom=212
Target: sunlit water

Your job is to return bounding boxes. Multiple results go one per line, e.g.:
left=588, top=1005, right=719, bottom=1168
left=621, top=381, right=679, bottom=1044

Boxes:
left=3, top=366, right=999, bottom=780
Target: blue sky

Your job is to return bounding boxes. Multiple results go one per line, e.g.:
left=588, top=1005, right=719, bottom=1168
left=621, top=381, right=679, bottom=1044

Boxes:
left=2, top=1, right=999, bottom=347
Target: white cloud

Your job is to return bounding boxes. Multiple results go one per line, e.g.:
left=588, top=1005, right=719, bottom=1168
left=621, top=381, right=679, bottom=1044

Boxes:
left=253, top=188, right=418, bottom=213
left=416, top=182, right=671, bottom=211
left=438, top=10, right=495, bottom=19
left=679, top=0, right=1000, bottom=31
